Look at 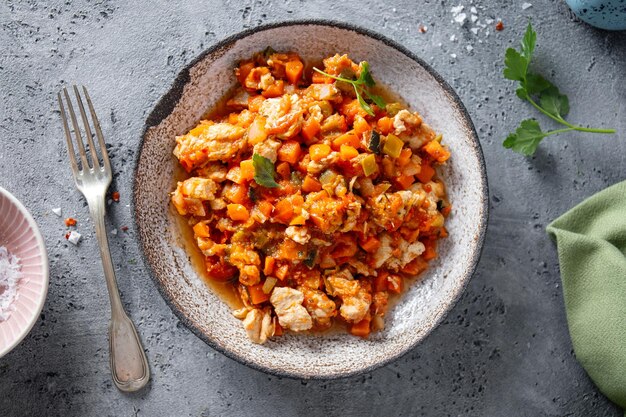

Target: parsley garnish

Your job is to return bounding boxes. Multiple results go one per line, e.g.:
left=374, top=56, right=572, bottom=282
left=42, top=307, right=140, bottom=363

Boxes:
left=503, top=22, right=615, bottom=156
left=312, top=61, right=386, bottom=116
left=252, top=154, right=280, bottom=188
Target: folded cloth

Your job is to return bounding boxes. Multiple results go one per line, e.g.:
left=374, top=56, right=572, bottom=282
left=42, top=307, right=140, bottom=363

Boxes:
left=547, top=180, right=626, bottom=416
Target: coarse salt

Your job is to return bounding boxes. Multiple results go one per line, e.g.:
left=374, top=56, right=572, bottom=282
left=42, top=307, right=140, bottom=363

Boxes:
left=67, top=231, right=82, bottom=245
left=450, top=53, right=457, bottom=59
left=466, top=45, right=474, bottom=52
left=454, top=12, right=467, bottom=24
left=470, top=6, right=478, bottom=14
left=471, top=27, right=479, bottom=35
left=522, top=2, right=532, bottom=10
left=0, top=246, right=23, bottom=322
left=451, top=5, right=464, bottom=14
left=471, top=14, right=478, bottom=23
left=52, top=208, right=62, bottom=217
left=450, top=34, right=457, bottom=42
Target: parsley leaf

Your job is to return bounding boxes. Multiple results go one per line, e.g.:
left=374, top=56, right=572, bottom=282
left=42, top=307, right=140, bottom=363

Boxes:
left=539, top=86, right=570, bottom=119
left=252, top=154, right=280, bottom=188
left=502, top=21, right=615, bottom=155
left=503, top=119, right=546, bottom=156
left=313, top=61, right=386, bottom=116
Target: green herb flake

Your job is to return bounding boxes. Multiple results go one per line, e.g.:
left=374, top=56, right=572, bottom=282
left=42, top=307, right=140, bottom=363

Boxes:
left=252, top=154, right=280, bottom=188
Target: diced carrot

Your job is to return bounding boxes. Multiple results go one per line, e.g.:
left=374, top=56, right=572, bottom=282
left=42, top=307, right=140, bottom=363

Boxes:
left=332, top=132, right=360, bottom=150
left=353, top=115, right=370, bottom=135
left=374, top=271, right=389, bottom=292
left=263, top=256, right=276, bottom=276
left=397, top=148, right=412, bottom=167
left=278, top=239, right=303, bottom=260
left=395, top=174, right=415, bottom=190
left=228, top=113, right=239, bottom=124
left=302, top=118, right=321, bottom=141
left=273, top=199, right=294, bottom=223
left=111, top=191, right=120, bottom=202
left=277, top=140, right=302, bottom=165
left=386, top=274, right=404, bottom=294
left=340, top=98, right=368, bottom=124
left=377, top=116, right=394, bottom=134
left=248, top=95, right=265, bottom=113
left=416, top=162, right=435, bottom=183
left=192, top=222, right=211, bottom=238
left=339, top=145, right=359, bottom=161
left=422, top=239, right=437, bottom=260
left=227, top=203, right=249, bottom=221
left=350, top=317, right=371, bottom=338
left=239, top=159, right=255, bottom=181
left=285, top=60, right=304, bottom=84
left=257, top=200, right=274, bottom=218
left=439, top=226, right=449, bottom=238
left=423, top=140, right=451, bottom=162
left=359, top=235, right=380, bottom=253
left=205, top=256, right=237, bottom=281
left=226, top=166, right=244, bottom=184
left=290, top=215, right=306, bottom=226
left=276, top=161, right=291, bottom=180
left=275, top=264, right=289, bottom=280
left=401, top=257, right=429, bottom=275
left=64, top=217, right=77, bottom=227
left=309, top=143, right=331, bottom=161
left=302, top=175, right=322, bottom=193
left=248, top=283, right=270, bottom=304
left=262, top=80, right=285, bottom=98
left=311, top=72, right=333, bottom=84
left=441, top=206, right=452, bottom=217
left=223, top=183, right=248, bottom=204
left=236, top=61, right=255, bottom=86
left=248, top=116, right=268, bottom=145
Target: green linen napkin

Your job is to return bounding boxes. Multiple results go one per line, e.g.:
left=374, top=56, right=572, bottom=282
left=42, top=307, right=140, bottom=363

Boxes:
left=547, top=180, right=626, bottom=416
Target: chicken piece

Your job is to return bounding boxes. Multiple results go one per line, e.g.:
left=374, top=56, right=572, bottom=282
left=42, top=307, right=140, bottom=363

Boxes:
left=326, top=270, right=372, bottom=323
left=299, top=287, right=336, bottom=329
left=226, top=88, right=250, bottom=110
left=305, top=84, right=341, bottom=101
left=368, top=190, right=423, bottom=230
left=372, top=233, right=393, bottom=268
left=270, top=287, right=313, bottom=331
left=340, top=199, right=362, bottom=232
left=244, top=67, right=275, bottom=90
left=174, top=123, right=246, bottom=171
left=253, top=138, right=282, bottom=163
left=285, top=225, right=310, bottom=245
left=307, top=151, right=339, bottom=174
left=372, top=291, right=389, bottom=316
left=195, top=164, right=228, bottom=183
left=386, top=238, right=426, bottom=271
left=171, top=177, right=218, bottom=216
left=348, top=259, right=376, bottom=276
left=259, top=94, right=304, bottom=139
left=321, top=54, right=359, bottom=77
left=393, top=109, right=422, bottom=135
left=229, top=243, right=262, bottom=286
left=242, top=308, right=274, bottom=344
left=304, top=191, right=347, bottom=234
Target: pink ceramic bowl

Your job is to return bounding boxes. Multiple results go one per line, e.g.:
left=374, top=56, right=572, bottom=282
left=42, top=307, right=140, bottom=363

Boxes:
left=0, top=186, right=49, bottom=357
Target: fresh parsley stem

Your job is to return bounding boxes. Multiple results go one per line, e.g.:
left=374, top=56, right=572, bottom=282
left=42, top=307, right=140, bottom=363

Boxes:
left=527, top=96, right=616, bottom=135
left=544, top=127, right=576, bottom=136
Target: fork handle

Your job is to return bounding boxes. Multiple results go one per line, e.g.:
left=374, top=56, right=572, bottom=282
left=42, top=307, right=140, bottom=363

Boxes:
left=89, top=197, right=150, bottom=392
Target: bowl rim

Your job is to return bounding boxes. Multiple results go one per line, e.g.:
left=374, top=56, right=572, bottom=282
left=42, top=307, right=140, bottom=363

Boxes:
left=133, top=18, right=489, bottom=380
left=0, top=186, right=49, bottom=358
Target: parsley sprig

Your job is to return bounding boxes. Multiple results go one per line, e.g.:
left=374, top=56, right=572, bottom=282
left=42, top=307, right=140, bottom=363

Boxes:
left=252, top=154, right=279, bottom=188
left=312, top=62, right=386, bottom=116
left=503, top=22, right=615, bottom=156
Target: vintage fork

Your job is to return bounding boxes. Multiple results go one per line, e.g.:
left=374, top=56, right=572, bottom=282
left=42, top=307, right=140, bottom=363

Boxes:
left=58, top=86, right=150, bottom=392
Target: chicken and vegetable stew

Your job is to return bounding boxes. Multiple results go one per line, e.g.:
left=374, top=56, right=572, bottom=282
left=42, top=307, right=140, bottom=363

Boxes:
left=171, top=51, right=451, bottom=343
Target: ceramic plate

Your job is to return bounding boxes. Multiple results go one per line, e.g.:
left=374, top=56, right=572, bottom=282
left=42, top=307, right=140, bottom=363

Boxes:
left=133, top=20, right=488, bottom=379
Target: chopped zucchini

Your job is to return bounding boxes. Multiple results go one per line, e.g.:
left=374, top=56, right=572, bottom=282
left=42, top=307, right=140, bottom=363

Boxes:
left=361, top=154, right=378, bottom=176
left=383, top=134, right=403, bottom=158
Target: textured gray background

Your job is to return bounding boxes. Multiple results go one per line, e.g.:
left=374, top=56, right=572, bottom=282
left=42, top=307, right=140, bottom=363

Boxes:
left=0, top=0, right=624, bottom=416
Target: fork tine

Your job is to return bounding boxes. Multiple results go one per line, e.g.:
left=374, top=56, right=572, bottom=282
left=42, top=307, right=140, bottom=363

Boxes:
left=58, top=92, right=80, bottom=175
left=73, top=85, right=100, bottom=171
left=82, top=86, right=111, bottom=172
left=63, top=87, right=91, bottom=170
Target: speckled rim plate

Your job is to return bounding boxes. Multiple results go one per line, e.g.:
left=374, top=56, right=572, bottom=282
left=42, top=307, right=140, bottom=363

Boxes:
left=0, top=186, right=49, bottom=358
left=133, top=19, right=488, bottom=379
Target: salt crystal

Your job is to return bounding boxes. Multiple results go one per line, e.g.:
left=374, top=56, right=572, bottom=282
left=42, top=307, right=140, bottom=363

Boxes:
left=0, top=246, right=23, bottom=321
left=471, top=27, right=479, bottom=35
left=438, top=42, right=443, bottom=47
left=451, top=5, right=464, bottom=14
left=68, top=231, right=82, bottom=245
left=471, top=14, right=478, bottom=23
left=52, top=208, right=62, bottom=217
left=466, top=45, right=474, bottom=52
left=450, top=34, right=457, bottom=41
left=470, top=6, right=478, bottom=14
left=450, top=53, right=457, bottom=59
left=485, top=30, right=490, bottom=37
left=111, top=229, right=118, bottom=236
left=454, top=12, right=467, bottom=24
left=485, top=18, right=494, bottom=24
left=522, top=2, right=532, bottom=10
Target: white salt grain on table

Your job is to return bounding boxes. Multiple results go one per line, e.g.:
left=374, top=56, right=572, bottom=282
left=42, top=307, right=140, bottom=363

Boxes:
left=0, top=246, right=23, bottom=322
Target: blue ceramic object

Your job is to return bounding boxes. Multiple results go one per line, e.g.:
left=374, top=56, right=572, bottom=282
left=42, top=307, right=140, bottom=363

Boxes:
left=566, top=0, right=626, bottom=30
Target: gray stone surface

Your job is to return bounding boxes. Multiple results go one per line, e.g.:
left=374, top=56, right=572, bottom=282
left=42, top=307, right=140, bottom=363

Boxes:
left=0, top=0, right=624, bottom=415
